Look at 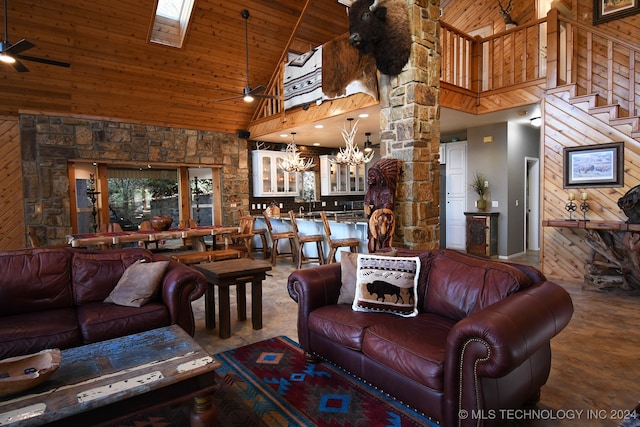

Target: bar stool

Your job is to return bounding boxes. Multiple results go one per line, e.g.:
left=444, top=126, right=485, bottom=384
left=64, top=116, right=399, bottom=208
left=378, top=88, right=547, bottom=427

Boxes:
left=262, top=211, right=296, bottom=265
left=320, top=210, right=360, bottom=263
left=288, top=210, right=325, bottom=269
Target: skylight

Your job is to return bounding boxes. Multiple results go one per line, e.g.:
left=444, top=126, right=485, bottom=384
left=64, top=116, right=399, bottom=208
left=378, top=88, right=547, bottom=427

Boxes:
left=150, top=0, right=195, bottom=48
left=156, top=0, right=183, bottom=20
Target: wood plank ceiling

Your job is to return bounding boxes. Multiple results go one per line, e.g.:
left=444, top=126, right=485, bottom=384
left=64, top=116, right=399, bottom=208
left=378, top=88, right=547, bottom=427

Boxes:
left=0, top=0, right=348, bottom=134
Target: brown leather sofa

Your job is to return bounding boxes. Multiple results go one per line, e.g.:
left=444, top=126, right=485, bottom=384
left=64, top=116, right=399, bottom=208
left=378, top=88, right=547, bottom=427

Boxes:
left=288, top=249, right=574, bottom=427
left=0, top=247, right=207, bottom=359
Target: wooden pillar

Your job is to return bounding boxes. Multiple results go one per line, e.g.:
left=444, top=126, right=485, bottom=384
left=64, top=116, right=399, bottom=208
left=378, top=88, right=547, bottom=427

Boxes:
left=379, top=0, right=441, bottom=250
left=546, top=8, right=560, bottom=89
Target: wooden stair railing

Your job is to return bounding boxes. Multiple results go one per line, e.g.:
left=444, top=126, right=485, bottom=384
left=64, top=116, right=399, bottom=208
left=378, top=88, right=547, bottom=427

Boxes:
left=251, top=0, right=313, bottom=124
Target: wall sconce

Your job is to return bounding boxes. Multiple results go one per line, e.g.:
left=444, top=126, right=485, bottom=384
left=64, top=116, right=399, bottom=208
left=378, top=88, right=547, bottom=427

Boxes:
left=364, top=132, right=373, bottom=153
left=530, top=117, right=542, bottom=127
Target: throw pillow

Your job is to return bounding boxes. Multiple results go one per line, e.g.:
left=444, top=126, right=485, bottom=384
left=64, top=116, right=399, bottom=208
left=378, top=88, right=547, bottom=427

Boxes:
left=352, top=253, right=420, bottom=317
left=338, top=251, right=359, bottom=304
left=338, top=248, right=399, bottom=304
left=104, top=260, right=169, bottom=307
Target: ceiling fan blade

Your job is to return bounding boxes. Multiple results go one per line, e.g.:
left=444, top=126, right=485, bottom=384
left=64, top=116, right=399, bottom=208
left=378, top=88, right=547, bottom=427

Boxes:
left=17, top=54, right=70, bottom=68
left=215, top=94, right=243, bottom=103
left=248, top=85, right=266, bottom=95
left=5, top=39, right=35, bottom=55
left=10, top=57, right=29, bottom=72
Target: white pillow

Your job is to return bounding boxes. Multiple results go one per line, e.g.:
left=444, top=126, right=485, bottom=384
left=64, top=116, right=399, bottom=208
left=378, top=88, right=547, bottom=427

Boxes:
left=352, top=253, right=420, bottom=317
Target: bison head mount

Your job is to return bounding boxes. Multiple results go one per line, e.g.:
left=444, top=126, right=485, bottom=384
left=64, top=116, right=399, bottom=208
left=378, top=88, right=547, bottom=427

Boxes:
left=348, top=0, right=412, bottom=76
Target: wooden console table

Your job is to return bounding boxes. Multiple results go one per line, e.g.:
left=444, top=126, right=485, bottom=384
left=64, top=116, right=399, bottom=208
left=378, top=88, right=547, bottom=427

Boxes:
left=543, top=219, right=640, bottom=291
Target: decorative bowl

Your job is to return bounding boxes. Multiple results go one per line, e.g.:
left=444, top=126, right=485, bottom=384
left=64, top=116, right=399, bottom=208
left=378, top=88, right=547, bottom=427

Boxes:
left=0, top=348, right=62, bottom=397
left=150, top=215, right=173, bottom=231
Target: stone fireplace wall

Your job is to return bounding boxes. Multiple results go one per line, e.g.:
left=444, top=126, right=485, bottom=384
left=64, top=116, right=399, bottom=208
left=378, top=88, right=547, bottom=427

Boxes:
left=379, top=0, right=441, bottom=250
left=20, top=113, right=248, bottom=245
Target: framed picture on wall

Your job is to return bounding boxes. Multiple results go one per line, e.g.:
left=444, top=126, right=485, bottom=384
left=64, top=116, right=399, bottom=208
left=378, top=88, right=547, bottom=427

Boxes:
left=563, top=142, right=624, bottom=188
left=593, top=0, right=640, bottom=24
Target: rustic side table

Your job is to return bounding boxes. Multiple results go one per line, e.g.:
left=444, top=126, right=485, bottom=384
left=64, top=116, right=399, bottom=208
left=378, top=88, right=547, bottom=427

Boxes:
left=195, top=258, right=272, bottom=339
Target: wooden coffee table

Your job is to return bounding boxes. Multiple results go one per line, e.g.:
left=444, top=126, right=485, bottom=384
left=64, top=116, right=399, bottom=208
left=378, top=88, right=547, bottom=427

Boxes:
left=0, top=325, right=220, bottom=426
left=195, top=258, right=272, bottom=339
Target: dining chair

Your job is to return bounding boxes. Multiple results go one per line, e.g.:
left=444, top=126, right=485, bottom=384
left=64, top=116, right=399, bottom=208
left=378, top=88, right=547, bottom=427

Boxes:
left=320, top=210, right=360, bottom=263
left=226, top=215, right=256, bottom=258
left=288, top=210, right=325, bottom=269
left=98, top=223, right=124, bottom=233
left=262, top=211, right=296, bottom=266
left=27, top=227, right=41, bottom=248
left=176, top=218, right=195, bottom=247
left=238, top=209, right=268, bottom=259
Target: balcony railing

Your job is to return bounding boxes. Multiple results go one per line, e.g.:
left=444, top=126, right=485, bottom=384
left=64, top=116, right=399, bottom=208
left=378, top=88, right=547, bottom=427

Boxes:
left=441, top=17, right=548, bottom=94
left=253, top=9, right=640, bottom=124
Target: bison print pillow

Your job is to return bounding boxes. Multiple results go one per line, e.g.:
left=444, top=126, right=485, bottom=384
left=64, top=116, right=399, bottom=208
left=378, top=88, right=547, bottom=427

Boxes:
left=352, top=254, right=420, bottom=317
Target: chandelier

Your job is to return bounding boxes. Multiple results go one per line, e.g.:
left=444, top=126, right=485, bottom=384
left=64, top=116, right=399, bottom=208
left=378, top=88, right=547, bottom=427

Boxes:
left=331, top=118, right=374, bottom=166
left=278, top=132, right=315, bottom=172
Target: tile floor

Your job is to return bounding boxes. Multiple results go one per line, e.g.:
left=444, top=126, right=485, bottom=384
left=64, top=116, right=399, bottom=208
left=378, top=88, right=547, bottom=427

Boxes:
left=191, top=251, right=640, bottom=427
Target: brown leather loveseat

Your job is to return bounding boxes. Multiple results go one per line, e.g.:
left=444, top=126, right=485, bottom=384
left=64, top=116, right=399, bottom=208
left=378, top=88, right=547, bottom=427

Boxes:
left=0, top=247, right=207, bottom=359
left=287, top=249, right=574, bottom=427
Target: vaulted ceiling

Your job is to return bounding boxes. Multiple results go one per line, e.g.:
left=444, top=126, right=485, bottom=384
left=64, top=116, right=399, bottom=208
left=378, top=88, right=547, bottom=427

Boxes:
left=0, top=0, right=348, bottom=135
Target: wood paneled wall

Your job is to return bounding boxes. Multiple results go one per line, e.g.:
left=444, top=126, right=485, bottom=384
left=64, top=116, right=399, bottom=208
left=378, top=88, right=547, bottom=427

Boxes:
left=0, top=117, right=26, bottom=250
left=541, top=0, right=640, bottom=280
left=541, top=88, right=640, bottom=280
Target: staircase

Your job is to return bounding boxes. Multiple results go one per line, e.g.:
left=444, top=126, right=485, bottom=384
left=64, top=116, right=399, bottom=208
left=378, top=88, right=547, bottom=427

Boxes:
left=548, top=84, right=640, bottom=141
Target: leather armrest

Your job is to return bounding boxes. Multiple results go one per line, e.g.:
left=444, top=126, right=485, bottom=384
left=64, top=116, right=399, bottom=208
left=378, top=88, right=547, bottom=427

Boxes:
left=287, top=263, right=342, bottom=350
left=443, top=280, right=573, bottom=426
left=154, top=254, right=208, bottom=336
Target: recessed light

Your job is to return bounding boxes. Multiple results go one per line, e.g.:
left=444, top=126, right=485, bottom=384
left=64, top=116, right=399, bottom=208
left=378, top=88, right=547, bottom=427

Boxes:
left=313, top=142, right=320, bottom=146
left=280, top=134, right=288, bottom=138
left=358, top=113, right=369, bottom=118
left=315, top=124, right=324, bottom=129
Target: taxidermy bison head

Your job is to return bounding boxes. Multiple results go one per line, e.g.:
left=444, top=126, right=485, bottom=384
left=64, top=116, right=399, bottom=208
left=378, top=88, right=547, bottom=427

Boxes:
left=348, top=0, right=412, bottom=76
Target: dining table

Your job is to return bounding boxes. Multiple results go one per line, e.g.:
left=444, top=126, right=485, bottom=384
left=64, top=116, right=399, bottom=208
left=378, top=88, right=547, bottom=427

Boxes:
left=65, top=225, right=239, bottom=251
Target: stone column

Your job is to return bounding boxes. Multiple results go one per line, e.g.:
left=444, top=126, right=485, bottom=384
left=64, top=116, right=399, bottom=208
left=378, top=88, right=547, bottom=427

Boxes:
left=379, top=0, right=441, bottom=250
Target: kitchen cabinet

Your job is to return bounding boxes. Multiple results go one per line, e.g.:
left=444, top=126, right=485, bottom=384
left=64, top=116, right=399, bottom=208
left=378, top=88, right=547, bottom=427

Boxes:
left=319, top=155, right=367, bottom=196
left=252, top=150, right=299, bottom=197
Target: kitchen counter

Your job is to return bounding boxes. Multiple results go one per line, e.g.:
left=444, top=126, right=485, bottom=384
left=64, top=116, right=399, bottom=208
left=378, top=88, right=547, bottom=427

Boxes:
left=254, top=214, right=368, bottom=262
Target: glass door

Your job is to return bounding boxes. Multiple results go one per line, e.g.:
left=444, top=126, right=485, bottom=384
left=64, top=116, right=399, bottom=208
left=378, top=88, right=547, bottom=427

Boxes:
left=188, top=168, right=213, bottom=226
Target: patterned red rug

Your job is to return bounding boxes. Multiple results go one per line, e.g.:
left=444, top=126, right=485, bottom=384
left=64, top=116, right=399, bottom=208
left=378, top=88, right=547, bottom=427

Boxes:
left=105, top=336, right=437, bottom=426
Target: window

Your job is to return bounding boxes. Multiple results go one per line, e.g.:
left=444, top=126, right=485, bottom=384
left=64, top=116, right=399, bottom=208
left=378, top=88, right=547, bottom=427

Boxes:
left=69, top=162, right=223, bottom=234
left=108, top=167, right=179, bottom=230
left=150, top=0, right=196, bottom=48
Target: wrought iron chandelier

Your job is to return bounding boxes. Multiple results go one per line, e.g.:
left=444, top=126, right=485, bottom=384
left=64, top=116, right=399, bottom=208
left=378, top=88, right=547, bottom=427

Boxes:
left=331, top=118, right=374, bottom=166
left=278, top=132, right=314, bottom=172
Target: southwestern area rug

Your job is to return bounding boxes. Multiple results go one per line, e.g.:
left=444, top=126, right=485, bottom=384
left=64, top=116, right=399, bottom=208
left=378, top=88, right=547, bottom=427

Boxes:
left=106, top=336, right=438, bottom=426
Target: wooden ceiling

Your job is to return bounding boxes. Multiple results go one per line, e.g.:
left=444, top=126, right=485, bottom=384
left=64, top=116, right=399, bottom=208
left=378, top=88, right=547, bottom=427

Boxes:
left=0, top=0, right=349, bottom=134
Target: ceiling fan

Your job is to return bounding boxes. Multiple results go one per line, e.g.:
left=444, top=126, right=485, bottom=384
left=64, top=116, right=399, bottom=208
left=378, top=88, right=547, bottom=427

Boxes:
left=216, top=9, right=279, bottom=103
left=0, top=0, right=70, bottom=72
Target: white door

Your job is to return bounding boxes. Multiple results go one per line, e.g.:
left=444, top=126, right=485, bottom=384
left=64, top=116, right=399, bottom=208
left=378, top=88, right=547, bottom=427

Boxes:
left=525, top=157, right=540, bottom=251
left=445, top=141, right=467, bottom=250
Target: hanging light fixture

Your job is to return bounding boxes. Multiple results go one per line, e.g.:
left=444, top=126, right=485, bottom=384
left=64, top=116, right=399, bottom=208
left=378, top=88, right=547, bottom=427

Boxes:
left=331, top=118, right=374, bottom=166
left=364, top=132, right=373, bottom=153
left=278, top=132, right=314, bottom=172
